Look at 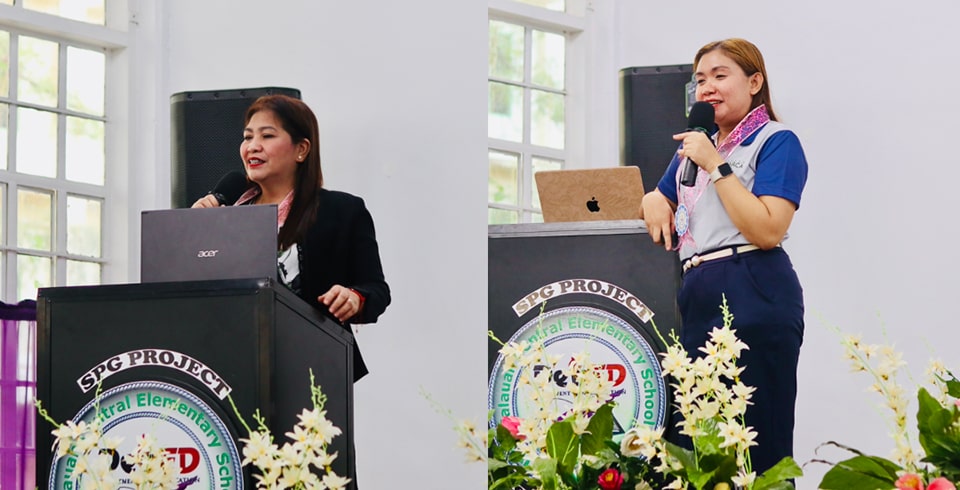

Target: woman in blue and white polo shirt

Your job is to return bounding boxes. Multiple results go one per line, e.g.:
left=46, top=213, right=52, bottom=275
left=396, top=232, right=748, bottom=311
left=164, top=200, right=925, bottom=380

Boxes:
left=641, top=38, right=808, bottom=475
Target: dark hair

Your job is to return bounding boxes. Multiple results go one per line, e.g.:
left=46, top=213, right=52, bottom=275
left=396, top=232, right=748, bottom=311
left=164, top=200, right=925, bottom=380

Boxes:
left=695, top=38, right=778, bottom=121
left=244, top=94, right=323, bottom=250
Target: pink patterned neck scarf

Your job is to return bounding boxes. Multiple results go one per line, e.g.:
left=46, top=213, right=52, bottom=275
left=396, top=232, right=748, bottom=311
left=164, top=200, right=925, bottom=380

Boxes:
left=675, top=104, right=771, bottom=252
left=235, top=187, right=295, bottom=230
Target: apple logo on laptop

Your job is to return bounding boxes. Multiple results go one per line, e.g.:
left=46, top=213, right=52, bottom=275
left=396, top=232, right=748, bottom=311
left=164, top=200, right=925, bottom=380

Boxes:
left=586, top=197, right=600, bottom=213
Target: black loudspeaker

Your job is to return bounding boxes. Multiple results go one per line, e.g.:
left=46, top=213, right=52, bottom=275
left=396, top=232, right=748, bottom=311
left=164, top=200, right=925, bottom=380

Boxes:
left=619, top=65, right=693, bottom=194
left=170, top=87, right=301, bottom=208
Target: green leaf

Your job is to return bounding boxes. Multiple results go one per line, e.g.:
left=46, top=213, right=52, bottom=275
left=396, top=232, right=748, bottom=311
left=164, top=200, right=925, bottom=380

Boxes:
left=818, top=455, right=900, bottom=490
left=487, top=458, right=510, bottom=472
left=581, top=404, right=614, bottom=456
left=692, top=418, right=725, bottom=456
left=939, top=370, right=960, bottom=399
left=753, top=457, right=803, bottom=490
left=494, top=423, right=518, bottom=454
left=489, top=471, right=530, bottom=490
left=532, top=457, right=559, bottom=490
left=546, top=419, right=580, bottom=477
left=916, top=387, right=960, bottom=468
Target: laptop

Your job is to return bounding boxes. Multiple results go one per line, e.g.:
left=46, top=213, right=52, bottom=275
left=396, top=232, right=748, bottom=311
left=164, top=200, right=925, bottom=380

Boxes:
left=140, top=205, right=278, bottom=283
left=535, top=166, right=645, bottom=222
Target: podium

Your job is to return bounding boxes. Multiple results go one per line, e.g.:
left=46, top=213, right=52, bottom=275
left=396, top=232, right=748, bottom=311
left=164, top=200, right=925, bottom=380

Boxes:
left=488, top=221, right=681, bottom=437
left=36, top=278, right=355, bottom=488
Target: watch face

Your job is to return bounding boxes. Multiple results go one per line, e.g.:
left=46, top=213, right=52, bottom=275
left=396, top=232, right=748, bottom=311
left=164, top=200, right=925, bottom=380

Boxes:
left=719, top=163, right=733, bottom=176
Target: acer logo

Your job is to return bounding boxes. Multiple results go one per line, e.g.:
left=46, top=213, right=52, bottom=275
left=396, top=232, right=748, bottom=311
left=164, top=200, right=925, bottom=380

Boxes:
left=197, top=250, right=219, bottom=258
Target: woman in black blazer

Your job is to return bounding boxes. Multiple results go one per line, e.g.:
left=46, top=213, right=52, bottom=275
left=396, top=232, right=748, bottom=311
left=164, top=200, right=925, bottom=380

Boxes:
left=193, top=94, right=390, bottom=381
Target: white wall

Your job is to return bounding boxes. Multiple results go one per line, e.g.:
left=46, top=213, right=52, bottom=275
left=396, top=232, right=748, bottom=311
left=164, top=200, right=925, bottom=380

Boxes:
left=609, top=1, right=960, bottom=488
left=137, top=1, right=489, bottom=488
left=126, top=1, right=960, bottom=488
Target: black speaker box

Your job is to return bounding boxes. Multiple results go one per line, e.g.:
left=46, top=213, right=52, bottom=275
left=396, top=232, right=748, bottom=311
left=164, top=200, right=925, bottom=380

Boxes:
left=619, top=65, right=693, bottom=194
left=170, top=87, right=301, bottom=209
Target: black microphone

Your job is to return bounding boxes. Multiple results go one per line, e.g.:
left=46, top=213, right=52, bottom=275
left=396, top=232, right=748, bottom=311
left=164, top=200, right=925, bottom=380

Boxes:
left=679, top=101, right=716, bottom=187
left=208, top=171, right=249, bottom=206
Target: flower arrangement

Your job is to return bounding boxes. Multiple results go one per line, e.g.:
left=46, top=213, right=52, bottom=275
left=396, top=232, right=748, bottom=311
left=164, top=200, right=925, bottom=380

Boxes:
left=36, top=397, right=186, bottom=489
left=816, top=331, right=960, bottom=490
left=37, top=371, right=347, bottom=490
left=232, top=370, right=351, bottom=490
left=485, top=297, right=801, bottom=490
left=487, top=330, right=656, bottom=490
left=645, top=298, right=801, bottom=490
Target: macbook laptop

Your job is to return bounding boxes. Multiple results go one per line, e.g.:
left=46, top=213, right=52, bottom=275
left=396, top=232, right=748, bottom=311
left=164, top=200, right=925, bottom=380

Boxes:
left=140, top=205, right=278, bottom=283
left=535, top=166, right=645, bottom=222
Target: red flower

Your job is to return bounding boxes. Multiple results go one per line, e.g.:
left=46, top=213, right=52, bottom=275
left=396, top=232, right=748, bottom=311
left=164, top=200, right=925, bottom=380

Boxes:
left=597, top=468, right=623, bottom=490
left=928, top=478, right=957, bottom=490
left=500, top=416, right=524, bottom=440
left=895, top=474, right=924, bottom=490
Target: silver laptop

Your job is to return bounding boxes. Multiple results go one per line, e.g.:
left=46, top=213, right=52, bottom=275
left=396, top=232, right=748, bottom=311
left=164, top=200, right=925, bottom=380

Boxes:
left=535, top=166, right=645, bottom=222
left=140, top=205, right=278, bottom=283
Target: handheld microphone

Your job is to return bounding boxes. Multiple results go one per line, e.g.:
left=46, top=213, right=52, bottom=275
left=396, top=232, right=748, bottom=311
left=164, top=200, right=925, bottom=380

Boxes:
left=208, top=171, right=249, bottom=206
left=679, top=101, right=716, bottom=187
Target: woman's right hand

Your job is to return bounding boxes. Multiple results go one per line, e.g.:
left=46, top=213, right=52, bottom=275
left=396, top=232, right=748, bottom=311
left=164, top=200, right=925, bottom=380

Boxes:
left=641, top=190, right=676, bottom=251
left=191, top=194, right=221, bottom=208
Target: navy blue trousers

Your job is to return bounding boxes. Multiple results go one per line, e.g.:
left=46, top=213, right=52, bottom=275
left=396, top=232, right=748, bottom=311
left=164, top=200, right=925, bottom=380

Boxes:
left=669, top=246, right=804, bottom=475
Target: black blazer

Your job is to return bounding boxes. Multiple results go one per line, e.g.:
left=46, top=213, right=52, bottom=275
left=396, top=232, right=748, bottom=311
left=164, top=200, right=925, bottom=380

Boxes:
left=297, top=188, right=391, bottom=381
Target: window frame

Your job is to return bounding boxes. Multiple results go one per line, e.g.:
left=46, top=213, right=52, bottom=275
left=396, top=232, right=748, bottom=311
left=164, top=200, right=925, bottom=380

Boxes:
left=0, top=1, right=129, bottom=302
left=488, top=0, right=586, bottom=224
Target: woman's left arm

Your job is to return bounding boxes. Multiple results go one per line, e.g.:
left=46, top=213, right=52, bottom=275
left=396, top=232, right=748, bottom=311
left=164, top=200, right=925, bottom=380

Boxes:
left=342, top=199, right=391, bottom=324
left=712, top=182, right=795, bottom=249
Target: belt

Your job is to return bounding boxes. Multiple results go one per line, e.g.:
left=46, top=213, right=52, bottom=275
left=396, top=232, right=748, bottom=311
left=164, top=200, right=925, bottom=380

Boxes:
left=681, top=244, right=762, bottom=273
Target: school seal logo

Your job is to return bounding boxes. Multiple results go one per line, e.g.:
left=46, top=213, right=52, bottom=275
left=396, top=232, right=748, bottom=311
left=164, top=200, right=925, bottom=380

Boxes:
left=488, top=305, right=667, bottom=439
left=49, top=381, right=242, bottom=489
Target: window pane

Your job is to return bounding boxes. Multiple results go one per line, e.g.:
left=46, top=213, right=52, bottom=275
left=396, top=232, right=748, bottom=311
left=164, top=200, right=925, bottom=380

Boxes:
left=489, top=82, right=523, bottom=142
left=23, top=0, right=106, bottom=25
left=0, top=103, right=8, bottom=170
left=66, top=117, right=104, bottom=184
left=16, top=107, right=58, bottom=178
left=489, top=21, right=523, bottom=81
left=516, top=0, right=565, bottom=11
left=0, top=31, right=9, bottom=97
left=66, top=195, right=101, bottom=257
left=17, top=188, right=52, bottom=251
left=17, top=255, right=51, bottom=301
left=531, top=89, right=564, bottom=149
left=66, top=47, right=105, bottom=116
left=532, top=30, right=565, bottom=90
left=18, top=36, right=59, bottom=107
left=67, top=260, right=100, bottom=286
left=531, top=157, right=562, bottom=209
left=489, top=150, right=519, bottom=205
left=489, top=208, right=519, bottom=225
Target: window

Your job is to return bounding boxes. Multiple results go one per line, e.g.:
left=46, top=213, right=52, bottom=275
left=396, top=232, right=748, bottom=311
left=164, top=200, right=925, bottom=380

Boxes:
left=0, top=0, right=115, bottom=303
left=487, top=0, right=583, bottom=224
left=0, top=2, right=121, bottom=486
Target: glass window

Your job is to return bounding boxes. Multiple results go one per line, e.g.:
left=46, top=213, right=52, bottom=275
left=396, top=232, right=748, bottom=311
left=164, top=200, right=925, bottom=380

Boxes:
left=18, top=36, right=59, bottom=108
left=488, top=15, right=568, bottom=223
left=0, top=21, right=112, bottom=302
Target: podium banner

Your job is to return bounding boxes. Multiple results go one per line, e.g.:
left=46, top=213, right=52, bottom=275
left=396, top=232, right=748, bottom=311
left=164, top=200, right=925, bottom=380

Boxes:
left=488, top=221, right=681, bottom=437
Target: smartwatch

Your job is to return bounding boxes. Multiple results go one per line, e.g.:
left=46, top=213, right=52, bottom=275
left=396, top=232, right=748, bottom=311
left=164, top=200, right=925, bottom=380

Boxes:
left=709, top=162, right=733, bottom=183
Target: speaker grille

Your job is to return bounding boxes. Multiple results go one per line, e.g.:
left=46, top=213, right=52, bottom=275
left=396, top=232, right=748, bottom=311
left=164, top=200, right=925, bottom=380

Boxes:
left=619, top=65, right=693, bottom=194
left=170, top=87, right=301, bottom=208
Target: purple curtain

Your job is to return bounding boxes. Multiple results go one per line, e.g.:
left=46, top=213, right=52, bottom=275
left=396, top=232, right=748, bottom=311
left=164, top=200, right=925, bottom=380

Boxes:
left=0, top=300, right=36, bottom=490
